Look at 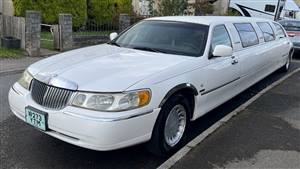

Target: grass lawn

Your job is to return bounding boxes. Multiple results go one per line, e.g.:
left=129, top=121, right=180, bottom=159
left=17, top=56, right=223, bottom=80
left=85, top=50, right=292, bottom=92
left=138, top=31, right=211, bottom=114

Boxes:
left=0, top=47, right=24, bottom=58
left=41, top=32, right=54, bottom=50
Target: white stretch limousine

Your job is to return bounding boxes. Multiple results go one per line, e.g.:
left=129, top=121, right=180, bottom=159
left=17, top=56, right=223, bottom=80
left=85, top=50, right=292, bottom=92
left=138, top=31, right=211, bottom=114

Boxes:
left=9, top=16, right=293, bottom=156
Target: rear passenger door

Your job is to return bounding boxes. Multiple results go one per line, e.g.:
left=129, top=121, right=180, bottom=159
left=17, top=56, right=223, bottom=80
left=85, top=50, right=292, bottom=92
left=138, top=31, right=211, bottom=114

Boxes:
left=273, top=22, right=290, bottom=65
left=256, top=22, right=277, bottom=68
left=233, top=23, right=263, bottom=78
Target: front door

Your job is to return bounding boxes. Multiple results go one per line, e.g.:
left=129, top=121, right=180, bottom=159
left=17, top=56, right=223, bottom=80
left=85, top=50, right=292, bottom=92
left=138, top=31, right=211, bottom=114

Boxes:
left=199, top=25, right=240, bottom=115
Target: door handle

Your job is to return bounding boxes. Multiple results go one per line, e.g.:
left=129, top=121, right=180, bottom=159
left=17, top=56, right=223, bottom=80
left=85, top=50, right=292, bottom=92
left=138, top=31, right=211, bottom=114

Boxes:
left=231, top=59, right=238, bottom=65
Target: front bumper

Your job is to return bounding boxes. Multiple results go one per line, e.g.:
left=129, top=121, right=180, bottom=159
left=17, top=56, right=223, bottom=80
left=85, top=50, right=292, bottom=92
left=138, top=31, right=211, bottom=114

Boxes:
left=8, top=83, right=160, bottom=151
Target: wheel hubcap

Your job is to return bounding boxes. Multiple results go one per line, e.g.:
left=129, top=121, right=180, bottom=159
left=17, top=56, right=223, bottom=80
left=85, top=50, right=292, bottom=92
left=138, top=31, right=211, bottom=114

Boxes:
left=286, top=55, right=291, bottom=70
left=164, top=104, right=187, bottom=147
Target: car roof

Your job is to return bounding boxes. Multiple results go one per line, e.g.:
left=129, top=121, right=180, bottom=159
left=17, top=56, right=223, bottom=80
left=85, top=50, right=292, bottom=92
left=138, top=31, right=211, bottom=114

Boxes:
left=146, top=16, right=272, bottom=25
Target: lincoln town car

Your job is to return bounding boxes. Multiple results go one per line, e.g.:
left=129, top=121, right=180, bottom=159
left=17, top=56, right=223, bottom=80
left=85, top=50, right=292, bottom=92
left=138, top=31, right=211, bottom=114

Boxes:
left=9, top=16, right=293, bottom=156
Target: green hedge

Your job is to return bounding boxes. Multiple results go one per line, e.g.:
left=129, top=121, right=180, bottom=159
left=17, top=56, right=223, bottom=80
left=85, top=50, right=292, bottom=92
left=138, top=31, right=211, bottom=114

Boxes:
left=88, top=0, right=132, bottom=23
left=12, top=0, right=87, bottom=27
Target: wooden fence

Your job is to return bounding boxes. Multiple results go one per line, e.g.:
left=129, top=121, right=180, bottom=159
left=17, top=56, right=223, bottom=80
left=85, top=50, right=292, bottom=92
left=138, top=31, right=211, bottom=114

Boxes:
left=0, top=15, right=26, bottom=49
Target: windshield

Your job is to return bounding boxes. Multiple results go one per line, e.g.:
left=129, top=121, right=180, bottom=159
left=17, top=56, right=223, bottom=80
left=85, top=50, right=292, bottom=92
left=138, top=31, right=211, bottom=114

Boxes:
left=113, top=20, right=209, bottom=57
left=279, top=20, right=300, bottom=31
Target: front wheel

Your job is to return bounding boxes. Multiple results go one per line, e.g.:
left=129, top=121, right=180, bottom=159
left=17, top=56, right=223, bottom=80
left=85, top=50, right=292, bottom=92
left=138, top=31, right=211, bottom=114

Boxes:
left=147, top=94, right=190, bottom=156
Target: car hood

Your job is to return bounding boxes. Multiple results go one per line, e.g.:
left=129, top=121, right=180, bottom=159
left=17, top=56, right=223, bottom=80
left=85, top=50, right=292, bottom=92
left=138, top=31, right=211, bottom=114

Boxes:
left=28, top=44, right=190, bottom=92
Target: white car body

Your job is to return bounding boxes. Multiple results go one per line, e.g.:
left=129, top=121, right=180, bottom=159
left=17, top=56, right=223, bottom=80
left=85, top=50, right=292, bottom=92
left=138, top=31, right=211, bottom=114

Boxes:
left=9, top=16, right=292, bottom=152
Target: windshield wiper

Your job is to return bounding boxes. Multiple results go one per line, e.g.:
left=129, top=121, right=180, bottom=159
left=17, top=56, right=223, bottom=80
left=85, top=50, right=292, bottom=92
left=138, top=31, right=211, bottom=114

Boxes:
left=108, top=41, right=120, bottom=47
left=132, top=46, right=167, bottom=53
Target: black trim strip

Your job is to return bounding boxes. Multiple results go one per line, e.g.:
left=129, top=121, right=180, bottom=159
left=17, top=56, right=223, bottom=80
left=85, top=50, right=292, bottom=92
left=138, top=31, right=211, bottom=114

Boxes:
left=236, top=4, right=275, bottom=17
left=201, top=77, right=241, bottom=95
left=159, top=83, right=198, bottom=107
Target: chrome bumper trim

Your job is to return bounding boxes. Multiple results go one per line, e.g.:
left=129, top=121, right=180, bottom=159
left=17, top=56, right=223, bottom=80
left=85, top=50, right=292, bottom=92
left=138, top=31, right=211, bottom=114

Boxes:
left=62, top=110, right=155, bottom=122
left=11, top=85, right=24, bottom=96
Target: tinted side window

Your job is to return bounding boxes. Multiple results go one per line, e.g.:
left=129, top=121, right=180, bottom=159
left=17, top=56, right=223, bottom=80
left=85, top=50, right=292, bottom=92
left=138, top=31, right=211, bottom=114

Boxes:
left=257, top=22, right=275, bottom=42
left=274, top=23, right=286, bottom=38
left=211, top=25, right=232, bottom=52
left=234, top=23, right=259, bottom=47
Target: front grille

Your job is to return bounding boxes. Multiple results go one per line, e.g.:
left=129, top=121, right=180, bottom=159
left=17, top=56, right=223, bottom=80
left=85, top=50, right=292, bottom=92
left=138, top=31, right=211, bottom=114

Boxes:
left=30, top=79, right=75, bottom=110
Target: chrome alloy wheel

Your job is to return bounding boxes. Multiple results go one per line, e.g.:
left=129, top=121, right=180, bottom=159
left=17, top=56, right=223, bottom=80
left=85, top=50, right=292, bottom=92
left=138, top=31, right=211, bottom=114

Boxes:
left=164, top=104, right=187, bottom=147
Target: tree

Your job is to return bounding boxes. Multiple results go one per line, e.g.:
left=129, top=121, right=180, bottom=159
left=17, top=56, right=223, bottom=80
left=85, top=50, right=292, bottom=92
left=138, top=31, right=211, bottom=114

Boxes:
left=12, top=0, right=87, bottom=27
left=88, top=0, right=132, bottom=23
left=193, top=0, right=214, bottom=16
left=157, top=0, right=188, bottom=16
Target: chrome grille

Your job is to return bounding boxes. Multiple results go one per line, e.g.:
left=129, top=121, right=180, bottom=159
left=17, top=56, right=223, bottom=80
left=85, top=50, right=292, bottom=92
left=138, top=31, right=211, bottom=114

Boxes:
left=30, top=79, right=75, bottom=110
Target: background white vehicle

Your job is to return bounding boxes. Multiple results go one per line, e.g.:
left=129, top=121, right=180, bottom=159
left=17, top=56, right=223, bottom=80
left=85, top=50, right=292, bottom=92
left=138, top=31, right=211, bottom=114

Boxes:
left=8, top=16, right=293, bottom=156
left=229, top=0, right=286, bottom=20
left=281, top=0, right=300, bottom=19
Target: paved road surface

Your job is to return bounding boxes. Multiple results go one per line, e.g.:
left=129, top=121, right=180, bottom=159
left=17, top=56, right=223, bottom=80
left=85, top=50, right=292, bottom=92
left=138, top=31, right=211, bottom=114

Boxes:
left=1, top=61, right=299, bottom=169
left=172, top=69, right=300, bottom=169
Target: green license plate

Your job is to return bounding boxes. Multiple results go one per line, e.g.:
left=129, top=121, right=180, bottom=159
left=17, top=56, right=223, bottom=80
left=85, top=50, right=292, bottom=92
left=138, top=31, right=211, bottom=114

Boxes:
left=25, top=106, right=48, bottom=131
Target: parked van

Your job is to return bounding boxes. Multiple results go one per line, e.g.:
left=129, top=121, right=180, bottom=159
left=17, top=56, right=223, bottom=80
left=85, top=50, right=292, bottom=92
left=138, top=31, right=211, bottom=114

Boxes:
left=229, top=0, right=286, bottom=20
left=9, top=16, right=293, bottom=156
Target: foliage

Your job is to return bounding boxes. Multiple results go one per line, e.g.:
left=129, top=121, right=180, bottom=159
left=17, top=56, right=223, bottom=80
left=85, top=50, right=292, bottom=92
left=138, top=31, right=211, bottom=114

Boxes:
left=148, top=0, right=159, bottom=16
left=12, top=0, right=87, bottom=27
left=157, top=0, right=188, bottom=16
left=0, top=47, right=24, bottom=58
left=226, top=8, right=242, bottom=16
left=193, top=0, right=214, bottom=16
left=88, top=0, right=132, bottom=23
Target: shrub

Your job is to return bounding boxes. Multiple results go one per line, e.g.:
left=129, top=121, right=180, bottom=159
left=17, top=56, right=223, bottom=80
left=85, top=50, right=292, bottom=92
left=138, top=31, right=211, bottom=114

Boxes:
left=157, top=0, right=188, bottom=16
left=12, top=0, right=87, bottom=27
left=88, top=0, right=132, bottom=23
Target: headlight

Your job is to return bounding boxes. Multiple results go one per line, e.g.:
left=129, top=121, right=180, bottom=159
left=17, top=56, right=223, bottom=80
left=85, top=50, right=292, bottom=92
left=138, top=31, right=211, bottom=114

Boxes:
left=18, top=70, right=33, bottom=90
left=71, top=89, right=151, bottom=112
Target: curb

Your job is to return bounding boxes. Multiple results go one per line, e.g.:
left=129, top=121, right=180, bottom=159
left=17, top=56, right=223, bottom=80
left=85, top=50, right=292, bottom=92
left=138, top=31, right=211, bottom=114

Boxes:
left=0, top=68, right=25, bottom=76
left=157, top=67, right=300, bottom=169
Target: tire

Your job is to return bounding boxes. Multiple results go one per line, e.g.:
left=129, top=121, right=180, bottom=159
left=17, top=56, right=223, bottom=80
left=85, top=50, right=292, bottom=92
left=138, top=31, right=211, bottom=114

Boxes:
left=147, top=94, right=191, bottom=156
left=280, top=50, right=293, bottom=72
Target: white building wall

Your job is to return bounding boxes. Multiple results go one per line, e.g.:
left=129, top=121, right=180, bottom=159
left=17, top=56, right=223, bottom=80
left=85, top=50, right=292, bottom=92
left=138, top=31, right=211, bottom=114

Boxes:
left=3, top=0, right=14, bottom=16
left=213, top=0, right=229, bottom=15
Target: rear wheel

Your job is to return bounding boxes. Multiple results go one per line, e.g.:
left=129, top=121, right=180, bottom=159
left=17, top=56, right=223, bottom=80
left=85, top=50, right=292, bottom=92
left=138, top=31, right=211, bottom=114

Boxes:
left=147, top=94, right=191, bottom=156
left=280, top=51, right=293, bottom=72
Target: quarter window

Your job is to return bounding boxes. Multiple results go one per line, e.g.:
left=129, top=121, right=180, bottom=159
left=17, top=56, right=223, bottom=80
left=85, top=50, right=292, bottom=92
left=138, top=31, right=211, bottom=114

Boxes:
left=274, top=23, right=286, bottom=38
left=234, top=23, right=259, bottom=47
left=211, top=25, right=232, bottom=53
left=257, top=22, right=275, bottom=42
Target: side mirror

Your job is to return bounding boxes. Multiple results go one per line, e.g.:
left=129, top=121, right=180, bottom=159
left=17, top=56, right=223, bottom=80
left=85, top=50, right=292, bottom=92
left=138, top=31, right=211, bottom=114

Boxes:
left=109, top=32, right=118, bottom=41
left=212, top=45, right=233, bottom=57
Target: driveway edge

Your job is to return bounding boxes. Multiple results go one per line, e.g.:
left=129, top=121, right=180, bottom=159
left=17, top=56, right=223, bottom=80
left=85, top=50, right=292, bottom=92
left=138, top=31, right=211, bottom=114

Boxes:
left=157, top=67, right=300, bottom=169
